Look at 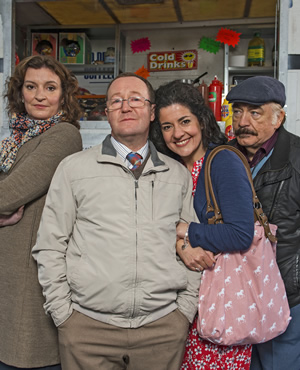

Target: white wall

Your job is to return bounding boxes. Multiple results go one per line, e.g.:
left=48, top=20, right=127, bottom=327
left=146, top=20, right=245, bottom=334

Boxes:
left=0, top=14, right=3, bottom=131
left=286, top=0, right=300, bottom=135
left=0, top=0, right=13, bottom=141
left=122, top=26, right=225, bottom=90
left=288, top=0, right=300, bottom=54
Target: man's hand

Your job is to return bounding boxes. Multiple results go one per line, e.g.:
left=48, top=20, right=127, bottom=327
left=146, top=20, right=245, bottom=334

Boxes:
left=176, top=239, right=216, bottom=271
left=0, top=206, right=24, bottom=227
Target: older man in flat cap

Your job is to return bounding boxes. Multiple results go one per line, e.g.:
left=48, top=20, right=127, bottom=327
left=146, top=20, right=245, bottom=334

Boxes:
left=227, top=76, right=300, bottom=370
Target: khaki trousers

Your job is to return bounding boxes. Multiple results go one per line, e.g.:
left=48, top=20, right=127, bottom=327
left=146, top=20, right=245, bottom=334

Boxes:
left=58, top=309, right=189, bottom=370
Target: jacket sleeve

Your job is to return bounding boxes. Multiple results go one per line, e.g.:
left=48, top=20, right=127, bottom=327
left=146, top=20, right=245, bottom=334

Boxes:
left=176, top=172, right=201, bottom=323
left=0, top=123, right=82, bottom=215
left=188, top=150, right=254, bottom=254
left=32, top=158, right=77, bottom=327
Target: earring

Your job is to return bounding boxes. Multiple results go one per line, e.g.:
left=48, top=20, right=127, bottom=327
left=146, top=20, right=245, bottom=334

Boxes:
left=21, top=97, right=24, bottom=103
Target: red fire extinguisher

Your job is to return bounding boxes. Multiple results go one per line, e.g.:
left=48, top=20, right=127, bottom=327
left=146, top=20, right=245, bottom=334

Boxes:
left=208, top=76, right=222, bottom=121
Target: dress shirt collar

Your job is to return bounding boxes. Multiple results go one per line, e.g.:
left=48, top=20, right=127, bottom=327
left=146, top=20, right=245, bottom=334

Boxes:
left=237, top=130, right=279, bottom=168
left=110, top=136, right=149, bottom=168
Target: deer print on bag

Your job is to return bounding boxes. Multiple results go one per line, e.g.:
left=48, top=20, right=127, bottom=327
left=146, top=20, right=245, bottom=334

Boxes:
left=236, top=290, right=245, bottom=299
left=269, top=322, right=277, bottom=333
left=218, top=288, right=225, bottom=298
left=208, top=303, right=216, bottom=313
left=225, top=327, right=233, bottom=336
left=237, top=315, right=246, bottom=324
left=254, top=266, right=262, bottom=275
left=263, top=274, right=270, bottom=285
left=260, top=314, right=266, bottom=324
left=249, top=303, right=257, bottom=312
left=225, top=301, right=232, bottom=310
left=234, top=265, right=243, bottom=274
left=224, top=276, right=232, bottom=285
left=214, top=266, right=222, bottom=274
left=267, top=299, right=274, bottom=309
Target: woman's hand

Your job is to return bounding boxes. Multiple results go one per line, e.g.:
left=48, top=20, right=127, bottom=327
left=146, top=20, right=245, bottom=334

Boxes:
left=176, top=239, right=216, bottom=272
left=0, top=206, right=24, bottom=227
left=176, top=222, right=189, bottom=240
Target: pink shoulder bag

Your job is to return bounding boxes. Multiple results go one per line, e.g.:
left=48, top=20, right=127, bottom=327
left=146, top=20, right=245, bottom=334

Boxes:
left=197, top=145, right=291, bottom=346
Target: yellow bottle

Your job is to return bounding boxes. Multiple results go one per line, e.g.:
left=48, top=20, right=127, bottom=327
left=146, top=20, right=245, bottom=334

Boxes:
left=248, top=32, right=265, bottom=67
left=221, top=99, right=235, bottom=140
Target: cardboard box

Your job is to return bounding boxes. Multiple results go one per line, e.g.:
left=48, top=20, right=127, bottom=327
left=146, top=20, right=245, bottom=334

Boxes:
left=59, top=33, right=92, bottom=64
left=32, top=33, right=58, bottom=58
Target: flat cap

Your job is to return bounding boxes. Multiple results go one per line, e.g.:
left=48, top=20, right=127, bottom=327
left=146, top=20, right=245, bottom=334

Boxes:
left=226, top=76, right=286, bottom=107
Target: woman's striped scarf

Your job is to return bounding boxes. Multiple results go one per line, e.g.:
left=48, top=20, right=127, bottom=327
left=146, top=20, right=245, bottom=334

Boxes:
left=0, top=111, right=63, bottom=173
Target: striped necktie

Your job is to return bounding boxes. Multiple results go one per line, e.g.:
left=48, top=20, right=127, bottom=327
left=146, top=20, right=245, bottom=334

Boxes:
left=126, top=152, right=143, bottom=170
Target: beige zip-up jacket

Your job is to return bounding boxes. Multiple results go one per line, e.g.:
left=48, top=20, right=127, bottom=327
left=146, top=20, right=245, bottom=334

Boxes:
left=32, top=135, right=200, bottom=328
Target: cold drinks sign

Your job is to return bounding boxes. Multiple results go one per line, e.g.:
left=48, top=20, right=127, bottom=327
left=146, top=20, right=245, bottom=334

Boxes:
left=147, top=50, right=198, bottom=72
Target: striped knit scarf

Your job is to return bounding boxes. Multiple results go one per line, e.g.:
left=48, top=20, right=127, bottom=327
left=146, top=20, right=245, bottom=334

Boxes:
left=0, top=111, right=63, bottom=173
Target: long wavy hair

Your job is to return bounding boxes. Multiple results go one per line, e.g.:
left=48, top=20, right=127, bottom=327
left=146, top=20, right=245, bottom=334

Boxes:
left=5, top=55, right=82, bottom=128
left=150, top=80, right=227, bottom=158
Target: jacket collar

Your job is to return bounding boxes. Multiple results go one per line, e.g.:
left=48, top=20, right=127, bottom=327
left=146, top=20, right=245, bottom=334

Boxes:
left=269, top=126, right=290, bottom=170
left=229, top=126, right=290, bottom=171
left=101, top=134, right=118, bottom=157
left=148, top=140, right=166, bottom=167
left=99, top=134, right=166, bottom=169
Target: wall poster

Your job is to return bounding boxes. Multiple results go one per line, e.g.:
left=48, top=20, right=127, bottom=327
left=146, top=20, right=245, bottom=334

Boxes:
left=147, top=50, right=198, bottom=72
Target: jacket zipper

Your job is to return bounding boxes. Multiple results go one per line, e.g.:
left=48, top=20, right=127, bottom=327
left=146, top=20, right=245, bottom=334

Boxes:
left=152, top=180, right=154, bottom=220
left=127, top=170, right=157, bottom=324
left=295, top=253, right=299, bottom=289
left=131, top=178, right=139, bottom=326
left=123, top=167, right=139, bottom=324
left=269, top=180, right=285, bottom=221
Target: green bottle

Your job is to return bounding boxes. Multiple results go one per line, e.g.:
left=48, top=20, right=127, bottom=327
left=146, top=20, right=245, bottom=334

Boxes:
left=248, top=32, right=265, bottom=67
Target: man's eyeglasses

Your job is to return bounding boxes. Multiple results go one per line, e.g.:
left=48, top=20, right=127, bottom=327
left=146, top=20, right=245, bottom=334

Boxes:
left=106, top=96, right=152, bottom=111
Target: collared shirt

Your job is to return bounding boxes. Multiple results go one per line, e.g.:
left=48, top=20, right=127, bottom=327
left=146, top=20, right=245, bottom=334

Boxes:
left=236, top=130, right=279, bottom=168
left=110, top=136, right=149, bottom=169
left=191, top=157, right=205, bottom=196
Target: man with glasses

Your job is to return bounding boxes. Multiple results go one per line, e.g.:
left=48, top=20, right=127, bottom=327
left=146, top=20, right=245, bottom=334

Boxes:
left=32, top=73, right=200, bottom=370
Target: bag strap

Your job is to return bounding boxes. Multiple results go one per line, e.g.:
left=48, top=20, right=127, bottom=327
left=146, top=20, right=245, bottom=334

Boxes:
left=204, top=145, right=277, bottom=242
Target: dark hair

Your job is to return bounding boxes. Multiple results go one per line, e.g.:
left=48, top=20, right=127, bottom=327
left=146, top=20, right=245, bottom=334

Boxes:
left=5, top=55, right=82, bottom=128
left=150, top=80, right=227, bottom=156
left=106, top=72, right=155, bottom=103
